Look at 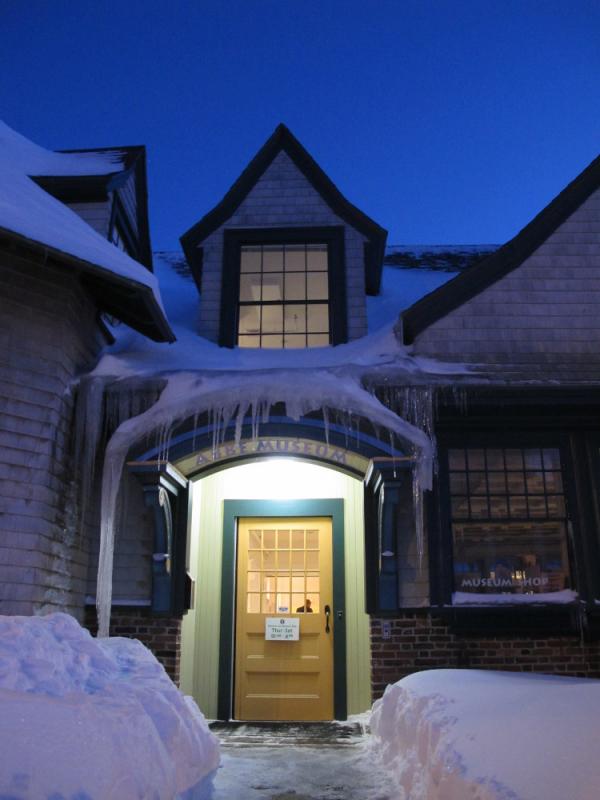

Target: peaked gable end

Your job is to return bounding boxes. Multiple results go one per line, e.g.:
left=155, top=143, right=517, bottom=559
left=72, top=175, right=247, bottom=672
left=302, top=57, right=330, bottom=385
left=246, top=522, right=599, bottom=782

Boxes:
left=402, top=152, right=600, bottom=344
left=180, top=123, right=387, bottom=295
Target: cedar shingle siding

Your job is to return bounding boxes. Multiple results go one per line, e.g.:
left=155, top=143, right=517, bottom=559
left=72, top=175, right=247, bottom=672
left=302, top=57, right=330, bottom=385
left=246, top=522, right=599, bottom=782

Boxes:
left=0, top=251, right=104, bottom=617
left=411, top=186, right=600, bottom=381
left=197, top=150, right=369, bottom=343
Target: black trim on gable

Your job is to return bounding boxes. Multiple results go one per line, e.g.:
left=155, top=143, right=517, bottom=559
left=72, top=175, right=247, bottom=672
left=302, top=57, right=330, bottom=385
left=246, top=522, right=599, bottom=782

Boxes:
left=180, top=123, right=387, bottom=295
left=401, top=151, right=600, bottom=344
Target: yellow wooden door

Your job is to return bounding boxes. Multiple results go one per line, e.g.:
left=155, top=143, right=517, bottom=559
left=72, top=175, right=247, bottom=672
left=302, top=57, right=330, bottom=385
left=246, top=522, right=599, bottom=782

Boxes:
left=234, top=517, right=334, bottom=721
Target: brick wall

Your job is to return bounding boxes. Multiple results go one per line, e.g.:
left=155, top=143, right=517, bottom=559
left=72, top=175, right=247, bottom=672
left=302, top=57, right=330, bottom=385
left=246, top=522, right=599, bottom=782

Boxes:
left=198, top=150, right=368, bottom=343
left=85, top=606, right=182, bottom=685
left=370, top=613, right=600, bottom=700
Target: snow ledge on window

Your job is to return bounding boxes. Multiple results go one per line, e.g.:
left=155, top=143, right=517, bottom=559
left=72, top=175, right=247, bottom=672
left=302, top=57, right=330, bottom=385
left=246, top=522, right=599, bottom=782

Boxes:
left=452, top=589, right=578, bottom=606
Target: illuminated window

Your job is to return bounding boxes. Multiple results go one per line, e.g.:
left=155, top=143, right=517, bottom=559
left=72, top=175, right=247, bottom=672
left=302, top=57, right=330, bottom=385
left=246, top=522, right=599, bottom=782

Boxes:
left=238, top=244, right=329, bottom=349
left=220, top=227, right=347, bottom=348
left=447, top=446, right=572, bottom=596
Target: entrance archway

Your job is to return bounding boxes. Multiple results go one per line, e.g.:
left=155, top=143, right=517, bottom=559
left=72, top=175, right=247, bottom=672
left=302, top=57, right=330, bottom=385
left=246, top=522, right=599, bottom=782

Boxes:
left=126, top=413, right=410, bottom=720
left=178, top=458, right=369, bottom=721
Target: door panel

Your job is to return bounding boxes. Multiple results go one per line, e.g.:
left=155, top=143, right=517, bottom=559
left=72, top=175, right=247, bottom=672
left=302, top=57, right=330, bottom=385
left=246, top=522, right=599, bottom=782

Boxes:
left=234, top=517, right=333, bottom=721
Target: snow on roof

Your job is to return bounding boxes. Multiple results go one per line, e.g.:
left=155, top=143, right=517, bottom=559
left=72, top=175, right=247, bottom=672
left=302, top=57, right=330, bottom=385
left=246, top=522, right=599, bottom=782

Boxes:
left=0, top=120, right=171, bottom=337
left=95, top=250, right=463, bottom=376
left=1, top=120, right=127, bottom=176
left=385, top=243, right=499, bottom=271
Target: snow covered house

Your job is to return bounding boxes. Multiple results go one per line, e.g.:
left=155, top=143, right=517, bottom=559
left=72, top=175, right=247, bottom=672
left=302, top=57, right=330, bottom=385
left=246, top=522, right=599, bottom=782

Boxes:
left=2, top=120, right=600, bottom=722
left=0, top=123, right=172, bottom=617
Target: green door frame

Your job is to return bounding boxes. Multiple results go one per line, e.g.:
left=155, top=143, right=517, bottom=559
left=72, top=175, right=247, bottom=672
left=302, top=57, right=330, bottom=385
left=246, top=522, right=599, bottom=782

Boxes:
left=218, top=498, right=346, bottom=721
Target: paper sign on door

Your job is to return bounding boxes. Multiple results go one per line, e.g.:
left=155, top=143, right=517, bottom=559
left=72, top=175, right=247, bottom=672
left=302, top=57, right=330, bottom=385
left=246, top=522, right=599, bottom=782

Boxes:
left=265, top=617, right=299, bottom=641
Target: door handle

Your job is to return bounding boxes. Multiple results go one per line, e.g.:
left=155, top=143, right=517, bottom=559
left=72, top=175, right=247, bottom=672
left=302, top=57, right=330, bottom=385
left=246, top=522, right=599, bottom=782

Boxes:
left=324, top=604, right=331, bottom=633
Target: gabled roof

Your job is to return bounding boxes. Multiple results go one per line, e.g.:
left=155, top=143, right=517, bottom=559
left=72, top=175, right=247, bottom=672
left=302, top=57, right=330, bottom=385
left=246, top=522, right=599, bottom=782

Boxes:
left=33, top=145, right=153, bottom=270
left=180, top=123, right=388, bottom=294
left=0, top=120, right=173, bottom=343
left=401, top=152, right=600, bottom=344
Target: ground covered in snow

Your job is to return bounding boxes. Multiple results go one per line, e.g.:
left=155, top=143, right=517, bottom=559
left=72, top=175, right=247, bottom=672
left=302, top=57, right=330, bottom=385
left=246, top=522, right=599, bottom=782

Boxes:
left=371, top=669, right=600, bottom=800
left=0, top=613, right=219, bottom=799
left=210, top=721, right=396, bottom=800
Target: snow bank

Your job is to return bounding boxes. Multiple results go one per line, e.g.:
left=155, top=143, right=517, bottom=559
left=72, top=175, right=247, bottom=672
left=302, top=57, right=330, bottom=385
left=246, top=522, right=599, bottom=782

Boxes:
left=370, top=669, right=600, bottom=800
left=0, top=613, right=219, bottom=799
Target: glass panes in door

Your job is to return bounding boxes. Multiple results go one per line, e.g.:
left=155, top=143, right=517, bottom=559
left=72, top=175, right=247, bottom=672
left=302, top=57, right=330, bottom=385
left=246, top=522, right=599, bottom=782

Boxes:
left=246, top=524, right=321, bottom=614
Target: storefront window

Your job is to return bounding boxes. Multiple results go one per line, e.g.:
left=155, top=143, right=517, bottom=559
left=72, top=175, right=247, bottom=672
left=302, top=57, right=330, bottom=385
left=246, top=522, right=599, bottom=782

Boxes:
left=448, top=447, right=571, bottom=596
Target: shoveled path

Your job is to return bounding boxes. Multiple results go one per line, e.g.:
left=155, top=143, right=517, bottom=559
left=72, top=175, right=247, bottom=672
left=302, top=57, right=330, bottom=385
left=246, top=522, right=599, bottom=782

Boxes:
left=208, top=722, right=397, bottom=800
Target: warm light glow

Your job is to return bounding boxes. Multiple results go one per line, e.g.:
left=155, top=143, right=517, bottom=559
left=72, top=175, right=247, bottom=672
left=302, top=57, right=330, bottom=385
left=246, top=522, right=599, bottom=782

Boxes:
left=195, top=457, right=356, bottom=500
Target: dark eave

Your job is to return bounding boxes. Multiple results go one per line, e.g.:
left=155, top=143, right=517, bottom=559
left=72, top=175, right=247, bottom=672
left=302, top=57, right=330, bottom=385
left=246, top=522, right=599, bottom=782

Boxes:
left=401, top=151, right=600, bottom=345
left=32, top=174, right=112, bottom=203
left=0, top=226, right=175, bottom=343
left=180, top=123, right=388, bottom=294
left=32, top=145, right=153, bottom=271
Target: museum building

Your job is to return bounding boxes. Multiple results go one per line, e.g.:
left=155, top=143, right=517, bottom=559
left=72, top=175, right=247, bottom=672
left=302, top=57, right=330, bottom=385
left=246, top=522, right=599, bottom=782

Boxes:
left=2, top=121, right=600, bottom=722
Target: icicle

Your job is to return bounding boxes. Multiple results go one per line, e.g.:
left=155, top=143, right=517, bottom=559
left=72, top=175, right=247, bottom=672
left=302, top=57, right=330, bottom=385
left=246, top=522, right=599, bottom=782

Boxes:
left=413, top=465, right=425, bottom=567
left=74, top=376, right=107, bottom=535
left=322, top=406, right=330, bottom=445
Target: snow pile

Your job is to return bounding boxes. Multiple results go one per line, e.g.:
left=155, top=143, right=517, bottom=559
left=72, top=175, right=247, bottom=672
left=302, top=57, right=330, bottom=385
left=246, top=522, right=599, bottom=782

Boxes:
left=0, top=119, right=165, bottom=307
left=0, top=613, right=219, bottom=799
left=370, top=669, right=600, bottom=800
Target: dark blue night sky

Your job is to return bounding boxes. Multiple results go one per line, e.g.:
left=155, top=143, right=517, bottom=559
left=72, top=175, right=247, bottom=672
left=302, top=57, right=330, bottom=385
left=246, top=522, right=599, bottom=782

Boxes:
left=1, top=0, right=599, bottom=251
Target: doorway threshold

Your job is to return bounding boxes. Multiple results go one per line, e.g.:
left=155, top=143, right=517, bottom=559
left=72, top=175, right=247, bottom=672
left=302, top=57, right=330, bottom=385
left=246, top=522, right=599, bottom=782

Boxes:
left=209, top=721, right=367, bottom=748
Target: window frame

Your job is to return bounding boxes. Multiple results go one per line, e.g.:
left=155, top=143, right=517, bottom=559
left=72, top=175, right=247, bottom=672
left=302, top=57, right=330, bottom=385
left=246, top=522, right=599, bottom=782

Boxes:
left=431, top=430, right=586, bottom=632
left=219, top=226, right=347, bottom=348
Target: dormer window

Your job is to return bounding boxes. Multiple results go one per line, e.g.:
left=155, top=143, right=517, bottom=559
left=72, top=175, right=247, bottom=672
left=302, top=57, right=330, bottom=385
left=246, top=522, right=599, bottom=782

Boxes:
left=180, top=124, right=388, bottom=347
left=238, top=242, right=329, bottom=348
left=220, top=227, right=347, bottom=349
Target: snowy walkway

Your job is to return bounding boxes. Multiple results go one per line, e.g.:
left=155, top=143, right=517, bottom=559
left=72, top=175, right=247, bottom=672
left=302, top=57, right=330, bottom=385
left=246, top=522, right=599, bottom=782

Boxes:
left=209, top=722, right=397, bottom=800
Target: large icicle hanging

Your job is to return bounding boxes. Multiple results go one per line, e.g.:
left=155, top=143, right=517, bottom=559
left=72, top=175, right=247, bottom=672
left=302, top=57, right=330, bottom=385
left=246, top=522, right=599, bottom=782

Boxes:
left=96, top=368, right=436, bottom=636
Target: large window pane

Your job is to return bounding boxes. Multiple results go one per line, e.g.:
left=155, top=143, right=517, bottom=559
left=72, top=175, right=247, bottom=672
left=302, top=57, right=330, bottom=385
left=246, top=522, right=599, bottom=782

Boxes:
left=240, top=246, right=261, bottom=272
left=262, top=274, right=283, bottom=302
left=307, top=304, right=329, bottom=333
left=262, top=305, right=283, bottom=333
left=238, top=335, right=260, bottom=348
left=240, top=274, right=262, bottom=302
left=285, top=273, right=306, bottom=301
left=238, top=305, right=261, bottom=335
left=284, top=245, right=305, bottom=272
left=237, top=242, right=330, bottom=349
left=284, top=304, right=306, bottom=333
left=306, top=244, right=327, bottom=271
left=261, top=334, right=283, bottom=348
left=448, top=446, right=571, bottom=597
left=307, top=272, right=329, bottom=300
left=284, top=334, right=306, bottom=349
left=307, top=333, right=329, bottom=347
left=263, top=246, right=283, bottom=272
